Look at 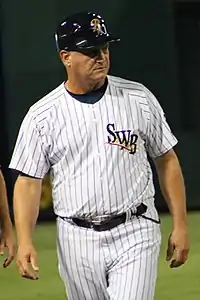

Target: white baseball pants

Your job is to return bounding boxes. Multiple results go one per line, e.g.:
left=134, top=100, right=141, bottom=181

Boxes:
left=56, top=215, right=161, bottom=300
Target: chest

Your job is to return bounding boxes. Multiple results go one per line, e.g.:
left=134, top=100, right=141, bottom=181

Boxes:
left=43, top=95, right=146, bottom=164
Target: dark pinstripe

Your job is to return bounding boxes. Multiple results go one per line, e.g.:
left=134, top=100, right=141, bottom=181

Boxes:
left=80, top=104, right=92, bottom=215
left=92, top=105, right=105, bottom=214
left=53, top=104, right=71, bottom=214
left=99, top=101, right=112, bottom=214
left=115, top=87, right=132, bottom=207
left=104, top=90, right=121, bottom=211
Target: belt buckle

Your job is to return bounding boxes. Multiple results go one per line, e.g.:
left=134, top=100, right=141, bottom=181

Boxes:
left=91, top=215, right=111, bottom=226
left=91, top=218, right=105, bottom=226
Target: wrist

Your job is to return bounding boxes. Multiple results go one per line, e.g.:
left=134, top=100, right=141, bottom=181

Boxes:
left=18, top=236, right=33, bottom=246
left=16, top=228, right=33, bottom=246
left=172, top=219, right=188, bottom=231
left=1, top=217, right=13, bottom=231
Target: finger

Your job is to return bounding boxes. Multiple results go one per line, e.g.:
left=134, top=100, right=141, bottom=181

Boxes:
left=3, top=255, right=14, bottom=268
left=17, top=259, right=29, bottom=275
left=0, top=242, right=4, bottom=256
left=19, top=266, right=37, bottom=280
left=18, top=264, right=34, bottom=280
left=166, top=238, right=174, bottom=261
left=22, top=273, right=38, bottom=280
left=21, top=268, right=39, bottom=280
left=3, top=244, right=15, bottom=268
left=170, top=259, right=183, bottom=268
left=30, top=253, right=39, bottom=272
left=170, top=249, right=188, bottom=268
left=18, top=259, right=37, bottom=280
left=17, top=261, right=31, bottom=278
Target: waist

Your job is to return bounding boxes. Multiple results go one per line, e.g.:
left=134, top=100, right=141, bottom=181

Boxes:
left=58, top=203, right=160, bottom=231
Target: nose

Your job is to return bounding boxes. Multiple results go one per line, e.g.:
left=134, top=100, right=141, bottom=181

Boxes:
left=96, top=48, right=106, bottom=60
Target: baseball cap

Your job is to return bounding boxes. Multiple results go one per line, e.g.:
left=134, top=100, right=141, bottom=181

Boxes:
left=55, top=12, right=120, bottom=51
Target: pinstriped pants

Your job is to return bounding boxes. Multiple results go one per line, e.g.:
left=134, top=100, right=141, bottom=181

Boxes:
left=56, top=215, right=161, bottom=300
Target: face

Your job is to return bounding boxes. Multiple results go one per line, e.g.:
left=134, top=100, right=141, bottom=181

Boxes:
left=60, top=44, right=110, bottom=84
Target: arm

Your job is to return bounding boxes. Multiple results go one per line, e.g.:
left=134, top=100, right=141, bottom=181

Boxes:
left=154, top=149, right=189, bottom=268
left=13, top=174, right=42, bottom=279
left=0, top=169, right=15, bottom=267
left=154, top=149, right=187, bottom=229
left=0, top=170, right=12, bottom=229
left=143, top=86, right=189, bottom=268
left=9, top=109, right=50, bottom=278
left=13, top=175, right=42, bottom=245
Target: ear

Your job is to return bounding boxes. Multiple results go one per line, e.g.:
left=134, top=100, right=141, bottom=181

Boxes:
left=59, top=50, right=71, bottom=67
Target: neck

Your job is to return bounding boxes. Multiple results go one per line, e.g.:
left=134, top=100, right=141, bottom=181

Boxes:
left=66, top=77, right=106, bottom=94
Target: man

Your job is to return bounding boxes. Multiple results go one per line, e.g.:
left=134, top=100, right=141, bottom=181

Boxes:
left=0, top=167, right=14, bottom=267
left=9, top=11, right=189, bottom=300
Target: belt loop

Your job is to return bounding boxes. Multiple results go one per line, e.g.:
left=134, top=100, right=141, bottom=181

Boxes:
left=136, top=203, right=147, bottom=216
left=125, top=208, right=131, bottom=222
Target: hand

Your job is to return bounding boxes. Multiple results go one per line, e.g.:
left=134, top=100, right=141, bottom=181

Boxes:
left=17, top=243, right=39, bottom=280
left=0, top=224, right=15, bottom=268
left=166, top=227, right=190, bottom=268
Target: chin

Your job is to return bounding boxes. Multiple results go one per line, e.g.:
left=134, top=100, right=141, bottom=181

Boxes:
left=92, top=69, right=108, bottom=81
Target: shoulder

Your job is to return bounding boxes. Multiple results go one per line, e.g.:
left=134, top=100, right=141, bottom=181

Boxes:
left=25, top=82, right=66, bottom=123
left=107, top=75, right=162, bottom=115
left=107, top=75, right=147, bottom=98
left=107, top=75, right=159, bottom=110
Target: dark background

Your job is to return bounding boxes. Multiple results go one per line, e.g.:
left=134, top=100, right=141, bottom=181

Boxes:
left=1, top=0, right=200, bottom=220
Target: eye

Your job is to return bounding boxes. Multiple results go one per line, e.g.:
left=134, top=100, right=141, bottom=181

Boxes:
left=80, top=49, right=97, bottom=57
left=102, top=43, right=109, bottom=51
left=79, top=43, right=109, bottom=58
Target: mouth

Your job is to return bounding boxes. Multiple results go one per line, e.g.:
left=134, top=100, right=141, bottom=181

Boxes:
left=95, top=65, right=106, bottom=70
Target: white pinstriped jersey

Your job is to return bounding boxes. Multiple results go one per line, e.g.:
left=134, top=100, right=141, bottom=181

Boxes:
left=9, top=75, right=177, bottom=219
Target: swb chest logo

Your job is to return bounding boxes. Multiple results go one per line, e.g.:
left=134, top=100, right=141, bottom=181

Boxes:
left=106, top=123, right=138, bottom=155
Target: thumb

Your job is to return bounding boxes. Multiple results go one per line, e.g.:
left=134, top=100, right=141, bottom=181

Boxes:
left=30, top=252, right=39, bottom=272
left=0, top=241, right=4, bottom=256
left=166, top=236, right=174, bottom=261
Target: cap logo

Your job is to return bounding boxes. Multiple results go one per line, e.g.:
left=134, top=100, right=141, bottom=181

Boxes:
left=90, top=18, right=107, bottom=35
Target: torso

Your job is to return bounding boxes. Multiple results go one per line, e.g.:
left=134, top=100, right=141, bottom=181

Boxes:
left=31, top=75, right=156, bottom=218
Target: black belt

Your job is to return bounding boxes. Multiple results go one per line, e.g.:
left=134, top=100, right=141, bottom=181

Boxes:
left=59, top=203, right=160, bottom=232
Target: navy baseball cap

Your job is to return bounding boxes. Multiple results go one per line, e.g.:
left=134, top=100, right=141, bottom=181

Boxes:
left=55, top=12, right=120, bottom=51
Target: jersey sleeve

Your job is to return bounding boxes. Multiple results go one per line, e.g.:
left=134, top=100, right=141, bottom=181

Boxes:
left=144, top=87, right=178, bottom=158
left=9, top=109, right=50, bottom=178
